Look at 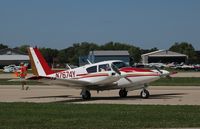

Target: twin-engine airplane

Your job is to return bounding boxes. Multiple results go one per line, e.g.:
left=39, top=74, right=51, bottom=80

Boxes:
left=27, top=47, right=170, bottom=99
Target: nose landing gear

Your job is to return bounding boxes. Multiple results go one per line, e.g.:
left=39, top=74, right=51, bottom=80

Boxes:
left=140, top=89, right=150, bottom=99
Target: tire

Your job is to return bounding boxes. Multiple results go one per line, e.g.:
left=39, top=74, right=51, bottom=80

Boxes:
left=140, top=89, right=150, bottom=99
left=82, top=90, right=91, bottom=100
left=119, top=89, right=128, bottom=98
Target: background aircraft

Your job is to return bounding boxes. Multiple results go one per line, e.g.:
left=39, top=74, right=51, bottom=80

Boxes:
left=27, top=47, right=170, bottom=99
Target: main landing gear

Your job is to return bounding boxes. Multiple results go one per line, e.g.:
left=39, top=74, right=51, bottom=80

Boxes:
left=119, top=88, right=128, bottom=98
left=118, top=88, right=150, bottom=99
left=80, top=88, right=150, bottom=100
left=81, top=89, right=91, bottom=100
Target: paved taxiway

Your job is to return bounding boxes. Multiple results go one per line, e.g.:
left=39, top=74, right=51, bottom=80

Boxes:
left=0, top=72, right=200, bottom=78
left=0, top=85, right=200, bottom=105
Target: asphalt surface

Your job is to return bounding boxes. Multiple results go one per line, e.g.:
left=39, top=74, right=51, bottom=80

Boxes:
left=0, top=85, right=200, bottom=105
left=1, top=72, right=200, bottom=78
left=171, top=72, right=200, bottom=77
left=0, top=72, right=200, bottom=105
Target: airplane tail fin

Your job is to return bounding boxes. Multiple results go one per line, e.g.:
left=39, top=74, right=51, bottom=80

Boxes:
left=27, top=47, right=54, bottom=76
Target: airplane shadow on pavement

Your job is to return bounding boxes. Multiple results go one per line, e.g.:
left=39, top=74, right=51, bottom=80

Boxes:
left=24, top=93, right=187, bottom=103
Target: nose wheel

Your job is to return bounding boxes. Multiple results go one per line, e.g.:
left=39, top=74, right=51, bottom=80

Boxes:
left=140, top=89, right=150, bottom=99
left=119, top=89, right=128, bottom=98
left=81, top=90, right=91, bottom=100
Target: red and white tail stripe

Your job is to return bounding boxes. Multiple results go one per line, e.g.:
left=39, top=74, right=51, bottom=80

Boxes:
left=27, top=47, right=54, bottom=76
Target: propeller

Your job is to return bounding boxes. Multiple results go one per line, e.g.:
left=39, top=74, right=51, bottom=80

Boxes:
left=111, top=63, right=132, bottom=82
left=153, top=66, right=163, bottom=74
left=111, top=63, right=121, bottom=75
left=152, top=66, right=171, bottom=79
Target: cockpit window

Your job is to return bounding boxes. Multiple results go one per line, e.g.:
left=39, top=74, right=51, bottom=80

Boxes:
left=86, top=66, right=97, bottom=73
left=112, top=62, right=128, bottom=69
left=99, top=64, right=111, bottom=72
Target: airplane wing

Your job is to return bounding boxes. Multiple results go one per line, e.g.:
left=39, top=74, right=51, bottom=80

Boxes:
left=51, top=78, right=92, bottom=86
left=52, top=78, right=118, bottom=90
left=27, top=76, right=118, bottom=90
left=27, top=76, right=90, bottom=85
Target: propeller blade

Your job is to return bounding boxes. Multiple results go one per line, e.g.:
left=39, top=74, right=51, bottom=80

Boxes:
left=110, top=63, right=133, bottom=82
left=165, top=71, right=177, bottom=79
left=153, top=66, right=163, bottom=74
left=124, top=77, right=133, bottom=83
left=111, top=64, right=121, bottom=75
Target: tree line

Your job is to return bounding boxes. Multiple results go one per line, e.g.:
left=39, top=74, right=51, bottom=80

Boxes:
left=0, top=41, right=199, bottom=66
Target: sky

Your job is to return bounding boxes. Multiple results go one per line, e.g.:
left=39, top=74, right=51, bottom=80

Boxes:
left=0, top=0, right=200, bottom=50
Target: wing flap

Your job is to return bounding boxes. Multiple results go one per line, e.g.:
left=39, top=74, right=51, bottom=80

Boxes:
left=27, top=76, right=118, bottom=90
left=52, top=78, right=92, bottom=86
left=27, top=76, right=92, bottom=88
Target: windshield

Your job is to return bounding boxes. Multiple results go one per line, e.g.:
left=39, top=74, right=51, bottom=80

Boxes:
left=112, top=62, right=128, bottom=69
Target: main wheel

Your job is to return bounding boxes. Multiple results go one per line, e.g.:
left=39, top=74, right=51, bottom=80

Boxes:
left=82, top=90, right=91, bottom=100
left=140, top=89, right=150, bottom=99
left=119, top=89, right=128, bottom=98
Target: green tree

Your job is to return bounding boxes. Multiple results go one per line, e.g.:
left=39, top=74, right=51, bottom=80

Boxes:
left=141, top=47, right=158, bottom=54
left=39, top=47, right=58, bottom=66
left=100, top=42, right=142, bottom=64
left=100, top=42, right=131, bottom=50
left=58, top=42, right=99, bottom=66
left=66, top=46, right=77, bottom=65
left=0, top=43, right=8, bottom=50
left=129, top=47, right=141, bottom=65
left=58, top=49, right=68, bottom=64
left=169, top=42, right=197, bottom=63
left=15, top=44, right=30, bottom=54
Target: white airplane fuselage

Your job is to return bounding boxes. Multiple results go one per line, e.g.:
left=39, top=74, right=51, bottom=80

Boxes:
left=28, top=47, right=169, bottom=99
left=43, top=60, right=161, bottom=91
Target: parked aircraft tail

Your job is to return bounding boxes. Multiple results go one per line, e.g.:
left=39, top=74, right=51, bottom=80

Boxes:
left=27, top=47, right=54, bottom=76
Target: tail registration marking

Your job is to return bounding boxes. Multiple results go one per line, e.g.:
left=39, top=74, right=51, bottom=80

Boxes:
left=56, top=71, right=75, bottom=78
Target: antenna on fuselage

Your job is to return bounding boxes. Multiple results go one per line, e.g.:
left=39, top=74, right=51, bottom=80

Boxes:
left=87, top=59, right=92, bottom=64
left=66, top=64, right=71, bottom=69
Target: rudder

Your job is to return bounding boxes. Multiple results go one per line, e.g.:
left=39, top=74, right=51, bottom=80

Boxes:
left=27, top=47, right=54, bottom=76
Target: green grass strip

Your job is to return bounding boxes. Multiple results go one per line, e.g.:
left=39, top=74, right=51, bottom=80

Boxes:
left=0, top=103, right=200, bottom=129
left=150, top=77, right=200, bottom=86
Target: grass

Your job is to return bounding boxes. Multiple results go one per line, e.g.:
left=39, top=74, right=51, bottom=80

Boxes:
left=163, top=67, right=200, bottom=72
left=150, top=77, right=200, bottom=86
left=0, top=103, right=199, bottom=129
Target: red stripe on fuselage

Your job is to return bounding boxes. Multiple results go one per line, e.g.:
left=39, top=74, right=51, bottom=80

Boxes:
left=120, top=67, right=153, bottom=73
left=126, top=74, right=159, bottom=77
left=78, top=73, right=109, bottom=79
left=33, top=48, right=54, bottom=75
left=119, top=67, right=159, bottom=77
left=76, top=73, right=88, bottom=76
